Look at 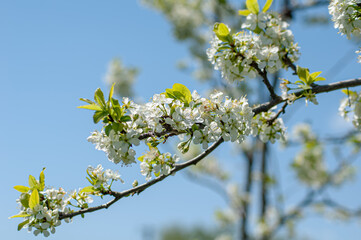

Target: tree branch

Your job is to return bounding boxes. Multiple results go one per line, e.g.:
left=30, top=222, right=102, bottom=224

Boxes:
left=60, top=77, right=361, bottom=220
left=59, top=138, right=224, bottom=220
left=253, top=78, right=361, bottom=115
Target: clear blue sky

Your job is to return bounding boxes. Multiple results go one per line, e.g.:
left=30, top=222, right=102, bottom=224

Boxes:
left=1, top=1, right=361, bottom=239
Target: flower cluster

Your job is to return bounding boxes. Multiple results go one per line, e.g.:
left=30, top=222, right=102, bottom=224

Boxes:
left=87, top=164, right=124, bottom=189
left=84, top=83, right=287, bottom=182
left=251, top=108, right=287, bottom=143
left=329, top=0, right=361, bottom=39
left=12, top=165, right=126, bottom=237
left=13, top=187, right=72, bottom=237
left=87, top=129, right=139, bottom=165
left=338, top=89, right=361, bottom=129
left=207, top=11, right=299, bottom=82
left=139, top=146, right=180, bottom=181
left=87, top=84, right=261, bottom=181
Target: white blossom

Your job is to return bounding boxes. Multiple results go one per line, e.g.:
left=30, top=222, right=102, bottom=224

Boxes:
left=329, top=0, right=361, bottom=39
left=207, top=12, right=299, bottom=83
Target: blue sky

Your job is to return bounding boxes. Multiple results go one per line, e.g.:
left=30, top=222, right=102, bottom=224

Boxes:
left=1, top=1, right=361, bottom=239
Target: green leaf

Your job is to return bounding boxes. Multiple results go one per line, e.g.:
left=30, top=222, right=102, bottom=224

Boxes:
left=246, top=0, right=259, bottom=14
left=93, top=111, right=109, bottom=124
left=172, top=83, right=192, bottom=104
left=238, top=9, right=251, bottom=16
left=39, top=168, right=45, bottom=191
left=29, top=189, right=39, bottom=210
left=9, top=214, right=31, bottom=219
left=309, top=71, right=322, bottom=79
left=20, top=194, right=30, bottom=208
left=213, top=23, right=230, bottom=42
left=79, top=98, right=95, bottom=104
left=314, top=77, right=325, bottom=82
left=262, top=0, right=273, bottom=12
left=107, top=83, right=115, bottom=108
left=165, top=88, right=176, bottom=99
left=164, top=83, right=192, bottom=106
left=28, top=175, right=38, bottom=189
left=14, top=185, right=30, bottom=193
left=17, top=219, right=30, bottom=231
left=104, top=124, right=113, bottom=136
left=296, top=66, right=309, bottom=84
left=120, top=115, right=132, bottom=122
left=111, top=97, right=120, bottom=108
left=108, top=83, right=115, bottom=102
left=80, top=186, right=97, bottom=193
left=78, top=104, right=103, bottom=111
left=94, top=88, right=106, bottom=108
left=138, top=155, right=144, bottom=162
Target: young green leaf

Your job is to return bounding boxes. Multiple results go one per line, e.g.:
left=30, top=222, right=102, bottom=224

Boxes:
left=78, top=104, right=103, bottom=111
left=93, top=111, right=109, bottom=124
left=94, top=88, right=106, bottom=108
left=9, top=214, right=31, bottom=219
left=213, top=23, right=231, bottom=42
left=108, top=83, right=115, bottom=102
left=107, top=83, right=116, bottom=108
left=79, top=98, right=95, bottom=104
left=120, top=115, right=132, bottom=122
left=165, top=88, right=176, bottom=99
left=20, top=194, right=30, bottom=208
left=238, top=9, right=251, bottom=16
left=80, top=186, right=97, bottom=194
left=246, top=0, right=260, bottom=14
left=172, top=83, right=192, bottom=104
left=29, top=189, right=40, bottom=210
left=39, top=168, right=45, bottom=191
left=17, top=219, right=30, bottom=231
left=14, top=185, right=30, bottom=193
left=28, top=175, right=38, bottom=189
left=262, top=0, right=273, bottom=12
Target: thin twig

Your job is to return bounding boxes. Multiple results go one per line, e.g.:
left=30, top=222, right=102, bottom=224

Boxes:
left=250, top=62, right=280, bottom=100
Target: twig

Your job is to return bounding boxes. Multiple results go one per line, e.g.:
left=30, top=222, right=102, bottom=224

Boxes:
left=59, top=138, right=224, bottom=220
left=253, top=78, right=361, bottom=115
left=267, top=102, right=288, bottom=125
left=250, top=62, right=280, bottom=100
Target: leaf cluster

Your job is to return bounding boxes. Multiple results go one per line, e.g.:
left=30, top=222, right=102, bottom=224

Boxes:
left=238, top=0, right=273, bottom=16
left=78, top=83, right=132, bottom=136
left=295, top=66, right=325, bottom=90
left=11, top=169, right=46, bottom=230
